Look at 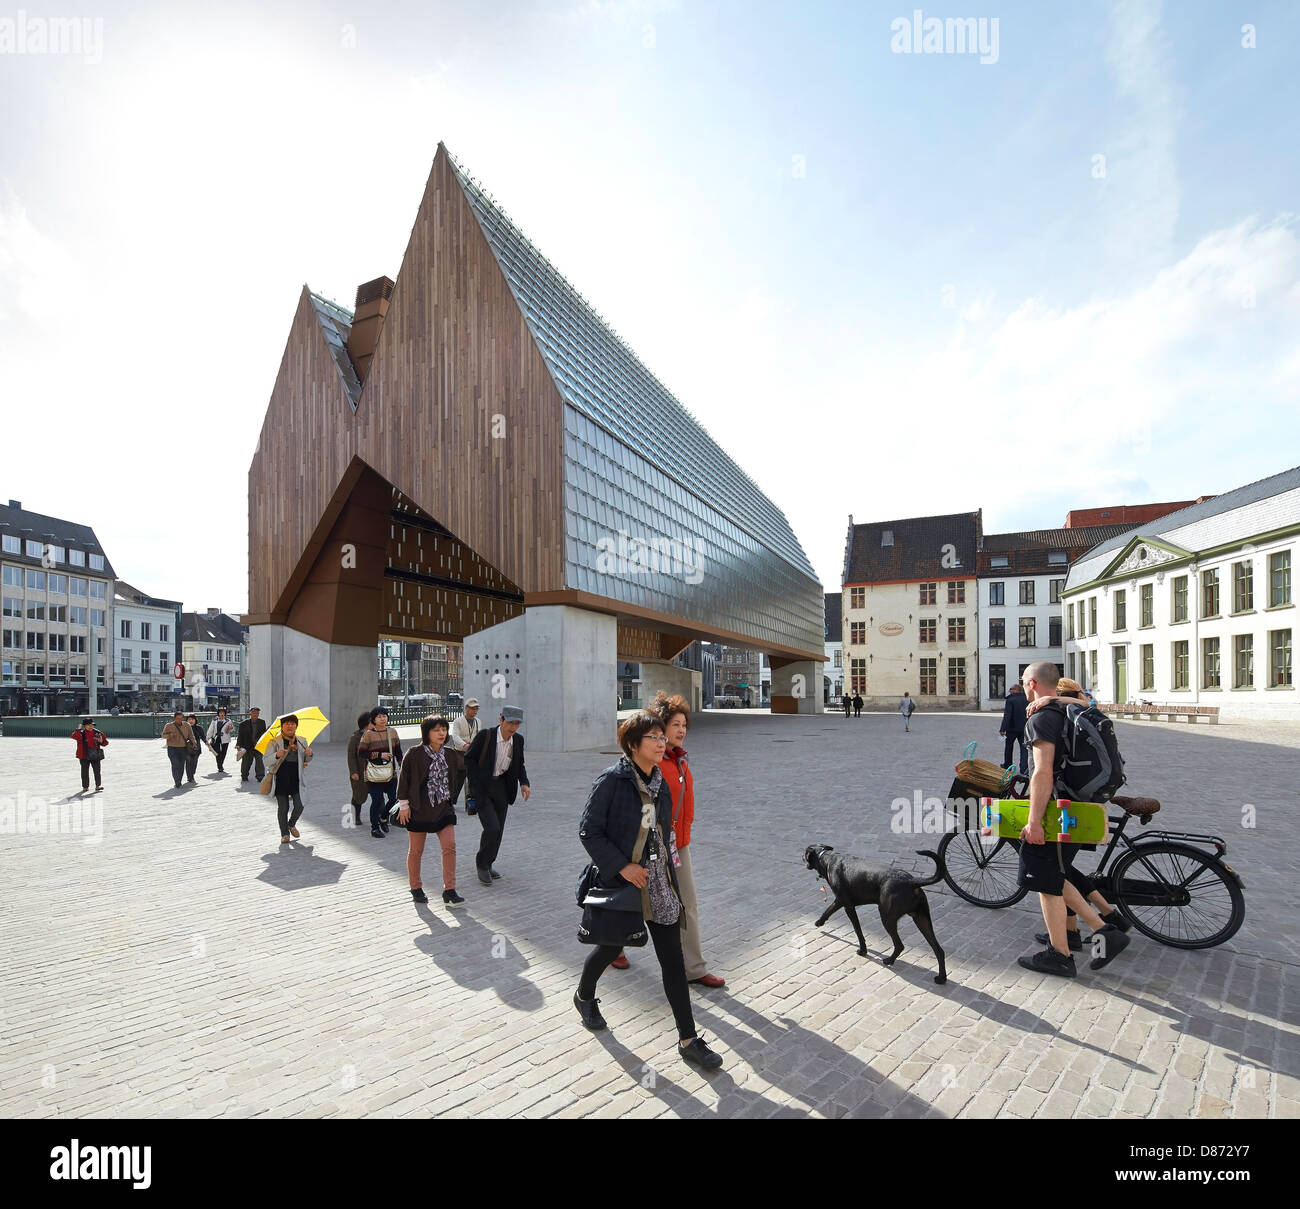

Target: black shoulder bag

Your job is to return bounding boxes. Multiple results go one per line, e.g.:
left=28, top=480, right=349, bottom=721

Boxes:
left=576, top=815, right=651, bottom=949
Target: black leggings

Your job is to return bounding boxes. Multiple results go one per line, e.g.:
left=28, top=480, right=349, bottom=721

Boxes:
left=579, top=920, right=696, bottom=1041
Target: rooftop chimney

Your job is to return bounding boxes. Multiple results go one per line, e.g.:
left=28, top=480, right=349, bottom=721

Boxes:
left=8, top=500, right=20, bottom=509
left=206, top=607, right=220, bottom=617
left=347, top=276, right=395, bottom=385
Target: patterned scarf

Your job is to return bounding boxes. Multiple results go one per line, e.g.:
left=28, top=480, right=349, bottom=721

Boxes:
left=425, top=744, right=450, bottom=804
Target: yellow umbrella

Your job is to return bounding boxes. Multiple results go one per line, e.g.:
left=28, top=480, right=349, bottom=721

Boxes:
left=255, top=706, right=330, bottom=755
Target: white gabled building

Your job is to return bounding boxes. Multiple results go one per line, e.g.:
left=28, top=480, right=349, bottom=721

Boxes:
left=823, top=592, right=843, bottom=703
left=1063, top=466, right=1298, bottom=719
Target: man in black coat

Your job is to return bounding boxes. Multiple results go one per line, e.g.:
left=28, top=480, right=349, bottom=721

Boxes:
left=841, top=692, right=851, bottom=719
left=852, top=692, right=863, bottom=718
left=999, top=684, right=1028, bottom=774
left=464, top=705, right=531, bottom=885
left=237, top=707, right=268, bottom=783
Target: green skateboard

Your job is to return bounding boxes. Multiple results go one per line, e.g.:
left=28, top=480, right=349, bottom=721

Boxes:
left=979, top=797, right=1108, bottom=844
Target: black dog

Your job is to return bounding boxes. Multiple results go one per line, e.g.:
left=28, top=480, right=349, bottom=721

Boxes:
left=804, top=843, right=947, bottom=984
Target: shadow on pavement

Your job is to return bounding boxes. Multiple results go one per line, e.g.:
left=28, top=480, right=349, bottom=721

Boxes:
left=413, top=905, right=544, bottom=1011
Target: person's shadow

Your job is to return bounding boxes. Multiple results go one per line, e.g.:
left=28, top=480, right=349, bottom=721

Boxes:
left=413, top=907, right=543, bottom=1011
left=257, top=844, right=348, bottom=890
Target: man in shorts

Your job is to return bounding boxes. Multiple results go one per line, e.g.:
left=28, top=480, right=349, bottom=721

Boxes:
left=1017, top=661, right=1131, bottom=977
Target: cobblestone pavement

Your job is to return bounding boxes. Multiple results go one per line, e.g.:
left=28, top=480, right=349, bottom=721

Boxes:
left=2, top=710, right=1297, bottom=1119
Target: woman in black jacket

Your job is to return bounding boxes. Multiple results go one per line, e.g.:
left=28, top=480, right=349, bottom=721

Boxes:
left=574, top=709, right=723, bottom=1071
left=395, top=715, right=467, bottom=908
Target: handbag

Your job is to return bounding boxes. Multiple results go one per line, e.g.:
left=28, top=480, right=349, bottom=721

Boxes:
left=364, top=727, right=395, bottom=783
left=577, top=812, right=652, bottom=949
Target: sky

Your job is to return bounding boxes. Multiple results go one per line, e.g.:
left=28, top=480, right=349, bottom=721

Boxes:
left=2, top=0, right=1298, bottom=614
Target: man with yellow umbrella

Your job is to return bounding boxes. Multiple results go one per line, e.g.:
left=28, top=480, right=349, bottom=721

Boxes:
left=256, top=707, right=330, bottom=844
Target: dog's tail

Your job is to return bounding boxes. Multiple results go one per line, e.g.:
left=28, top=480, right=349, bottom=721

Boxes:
left=913, top=850, right=944, bottom=886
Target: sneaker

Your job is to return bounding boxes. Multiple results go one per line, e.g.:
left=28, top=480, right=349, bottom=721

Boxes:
left=1034, top=930, right=1083, bottom=952
left=443, top=889, right=466, bottom=907
left=281, top=836, right=291, bottom=844
left=410, top=887, right=428, bottom=903
left=1017, top=945, right=1077, bottom=978
left=371, top=826, right=384, bottom=838
left=1099, top=909, right=1132, bottom=933
left=477, top=868, right=493, bottom=886
left=679, top=1036, right=724, bottom=1070
left=95, top=786, right=104, bottom=792
left=489, top=867, right=502, bottom=880
left=573, top=992, right=606, bottom=1031
left=1088, top=925, right=1132, bottom=971
left=379, top=821, right=390, bottom=834
left=611, top=953, right=630, bottom=970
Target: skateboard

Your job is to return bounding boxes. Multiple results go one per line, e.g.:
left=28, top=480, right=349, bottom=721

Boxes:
left=979, top=797, right=1108, bottom=844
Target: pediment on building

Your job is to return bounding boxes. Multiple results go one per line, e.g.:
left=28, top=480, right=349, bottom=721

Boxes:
left=1098, top=535, right=1194, bottom=581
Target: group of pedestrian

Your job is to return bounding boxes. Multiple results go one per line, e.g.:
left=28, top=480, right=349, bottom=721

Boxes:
left=840, top=690, right=917, bottom=731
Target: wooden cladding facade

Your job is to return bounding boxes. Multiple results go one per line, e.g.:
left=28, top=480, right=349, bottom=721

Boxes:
left=248, top=145, right=565, bottom=639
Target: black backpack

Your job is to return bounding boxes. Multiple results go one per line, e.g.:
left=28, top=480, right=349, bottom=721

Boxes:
left=1051, top=702, right=1126, bottom=802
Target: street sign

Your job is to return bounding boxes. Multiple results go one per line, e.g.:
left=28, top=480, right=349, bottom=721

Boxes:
left=173, top=663, right=185, bottom=679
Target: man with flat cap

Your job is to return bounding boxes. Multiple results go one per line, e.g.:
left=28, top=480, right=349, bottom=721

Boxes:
left=464, top=705, right=531, bottom=885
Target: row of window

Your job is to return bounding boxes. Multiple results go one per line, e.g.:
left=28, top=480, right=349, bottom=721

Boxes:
left=847, top=656, right=970, bottom=696
left=119, top=620, right=170, bottom=641
left=987, top=579, right=1065, bottom=606
left=198, top=647, right=240, bottom=663
left=1068, top=553, right=1292, bottom=638
left=988, top=617, right=1063, bottom=648
left=0, top=535, right=105, bottom=570
left=1078, top=630, right=1293, bottom=692
left=118, top=650, right=172, bottom=675
left=2, top=661, right=106, bottom=684
left=1, top=566, right=108, bottom=597
left=3, top=630, right=106, bottom=651
left=1, top=599, right=106, bottom=626
left=847, top=582, right=968, bottom=611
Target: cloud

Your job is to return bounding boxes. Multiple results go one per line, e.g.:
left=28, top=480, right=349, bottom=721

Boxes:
left=0, top=188, right=82, bottom=324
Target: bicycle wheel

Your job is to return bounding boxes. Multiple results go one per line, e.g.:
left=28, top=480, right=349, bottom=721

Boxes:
left=938, top=829, right=1028, bottom=908
left=1110, top=841, right=1245, bottom=949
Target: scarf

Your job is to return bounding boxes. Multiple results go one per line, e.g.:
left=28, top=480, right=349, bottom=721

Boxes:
left=425, top=744, right=450, bottom=804
left=632, top=760, right=664, bottom=828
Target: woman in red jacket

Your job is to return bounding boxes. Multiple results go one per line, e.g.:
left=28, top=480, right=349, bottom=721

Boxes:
left=611, top=692, right=725, bottom=987
left=70, top=717, right=108, bottom=791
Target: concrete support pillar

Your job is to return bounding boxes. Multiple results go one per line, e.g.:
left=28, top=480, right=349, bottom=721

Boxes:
left=637, top=661, right=701, bottom=714
left=464, top=605, right=617, bottom=751
left=770, top=659, right=824, bottom=714
left=246, top=623, right=372, bottom=744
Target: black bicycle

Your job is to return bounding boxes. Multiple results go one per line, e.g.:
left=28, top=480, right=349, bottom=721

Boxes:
left=937, top=792, right=1246, bottom=950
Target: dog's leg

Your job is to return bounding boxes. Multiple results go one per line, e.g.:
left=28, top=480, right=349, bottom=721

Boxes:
left=843, top=904, right=870, bottom=956
left=911, top=895, right=948, bottom=985
left=814, top=899, right=843, bottom=928
left=878, top=904, right=906, bottom=967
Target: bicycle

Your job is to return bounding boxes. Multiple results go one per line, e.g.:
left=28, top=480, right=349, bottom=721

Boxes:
left=937, top=785, right=1246, bottom=950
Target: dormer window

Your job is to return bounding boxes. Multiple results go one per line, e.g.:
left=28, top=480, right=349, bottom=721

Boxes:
left=1048, top=550, right=1067, bottom=565
left=991, top=555, right=1009, bottom=568
left=881, top=530, right=893, bottom=547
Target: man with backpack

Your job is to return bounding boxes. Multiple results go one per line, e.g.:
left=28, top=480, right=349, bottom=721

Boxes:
left=1016, top=662, right=1131, bottom=978
left=899, top=691, right=916, bottom=732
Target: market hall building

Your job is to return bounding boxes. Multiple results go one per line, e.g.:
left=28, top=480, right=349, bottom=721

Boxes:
left=244, top=144, right=824, bottom=749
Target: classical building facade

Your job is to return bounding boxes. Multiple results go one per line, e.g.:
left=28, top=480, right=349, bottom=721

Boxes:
left=245, top=143, right=823, bottom=747
left=842, top=511, right=981, bottom=709
left=978, top=525, right=1134, bottom=709
left=113, top=582, right=182, bottom=712
left=0, top=500, right=113, bottom=716
left=1063, top=466, right=1297, bottom=718
left=181, top=610, right=247, bottom=711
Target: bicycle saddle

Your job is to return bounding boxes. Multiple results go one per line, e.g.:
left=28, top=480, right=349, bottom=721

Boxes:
left=1112, top=794, right=1161, bottom=818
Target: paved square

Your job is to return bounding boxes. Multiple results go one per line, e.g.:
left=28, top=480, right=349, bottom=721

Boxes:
left=2, top=710, right=1297, bottom=1118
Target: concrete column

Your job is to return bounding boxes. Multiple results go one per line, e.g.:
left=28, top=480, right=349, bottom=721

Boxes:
left=770, top=659, right=824, bottom=714
left=464, top=605, right=617, bottom=751
left=637, top=661, right=700, bottom=713
left=245, top=623, right=371, bottom=744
